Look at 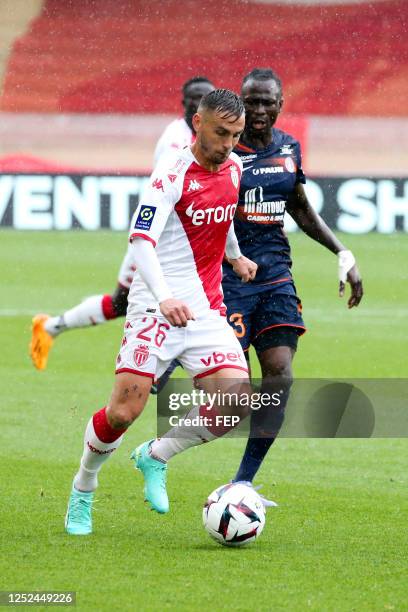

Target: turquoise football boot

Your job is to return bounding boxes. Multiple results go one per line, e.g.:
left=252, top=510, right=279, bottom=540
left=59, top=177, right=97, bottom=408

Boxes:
left=65, top=486, right=94, bottom=535
left=131, top=440, right=169, bottom=514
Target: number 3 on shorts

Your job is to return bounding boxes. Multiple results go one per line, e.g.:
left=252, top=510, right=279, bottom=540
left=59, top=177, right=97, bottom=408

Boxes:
left=229, top=312, right=246, bottom=339
left=136, top=317, right=170, bottom=348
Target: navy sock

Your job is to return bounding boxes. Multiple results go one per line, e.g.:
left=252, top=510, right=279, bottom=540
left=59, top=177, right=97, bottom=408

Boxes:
left=233, top=377, right=291, bottom=482
left=233, top=436, right=275, bottom=483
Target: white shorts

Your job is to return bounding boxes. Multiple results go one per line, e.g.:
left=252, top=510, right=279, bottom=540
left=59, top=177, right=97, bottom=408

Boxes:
left=117, top=244, right=136, bottom=289
left=115, top=312, right=248, bottom=380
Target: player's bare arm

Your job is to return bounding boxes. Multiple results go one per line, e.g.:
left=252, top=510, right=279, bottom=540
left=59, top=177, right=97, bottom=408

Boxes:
left=226, top=255, right=258, bottom=283
left=286, top=183, right=363, bottom=307
left=225, top=221, right=257, bottom=282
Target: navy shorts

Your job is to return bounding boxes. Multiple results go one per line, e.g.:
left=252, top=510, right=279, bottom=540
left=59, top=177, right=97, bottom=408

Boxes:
left=223, top=279, right=306, bottom=354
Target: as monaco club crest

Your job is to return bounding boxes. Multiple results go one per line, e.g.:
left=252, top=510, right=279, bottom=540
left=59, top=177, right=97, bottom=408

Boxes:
left=230, top=165, right=239, bottom=189
left=134, top=344, right=150, bottom=367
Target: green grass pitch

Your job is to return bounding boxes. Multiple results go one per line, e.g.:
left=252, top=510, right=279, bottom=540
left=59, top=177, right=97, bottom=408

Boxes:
left=0, top=230, right=407, bottom=611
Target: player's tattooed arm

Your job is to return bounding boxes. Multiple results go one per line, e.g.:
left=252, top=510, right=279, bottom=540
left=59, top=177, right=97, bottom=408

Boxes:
left=287, top=183, right=363, bottom=308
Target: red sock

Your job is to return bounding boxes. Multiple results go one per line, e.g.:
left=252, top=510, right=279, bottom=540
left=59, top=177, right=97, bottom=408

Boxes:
left=93, top=407, right=126, bottom=443
left=101, top=295, right=118, bottom=320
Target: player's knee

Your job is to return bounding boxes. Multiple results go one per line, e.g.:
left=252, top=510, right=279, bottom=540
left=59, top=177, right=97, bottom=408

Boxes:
left=263, top=358, right=293, bottom=382
left=107, top=401, right=139, bottom=429
left=108, top=385, right=148, bottom=428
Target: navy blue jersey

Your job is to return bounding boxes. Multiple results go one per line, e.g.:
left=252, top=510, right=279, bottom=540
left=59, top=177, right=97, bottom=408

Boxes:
left=223, top=128, right=305, bottom=293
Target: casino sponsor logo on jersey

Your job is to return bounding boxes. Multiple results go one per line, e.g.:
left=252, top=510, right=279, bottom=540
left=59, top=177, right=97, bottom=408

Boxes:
left=230, top=165, right=239, bottom=189
left=134, top=344, right=150, bottom=367
left=134, top=205, right=156, bottom=230
left=186, top=201, right=237, bottom=226
left=242, top=187, right=286, bottom=223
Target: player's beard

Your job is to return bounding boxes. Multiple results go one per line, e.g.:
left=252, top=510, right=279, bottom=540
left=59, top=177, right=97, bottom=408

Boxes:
left=200, top=134, right=229, bottom=165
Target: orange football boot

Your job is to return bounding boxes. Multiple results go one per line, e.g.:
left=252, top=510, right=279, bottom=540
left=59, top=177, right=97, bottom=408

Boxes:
left=30, top=314, right=53, bottom=370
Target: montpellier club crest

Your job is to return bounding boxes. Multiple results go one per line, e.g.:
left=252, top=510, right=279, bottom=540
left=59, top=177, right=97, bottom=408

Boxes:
left=230, top=165, right=239, bottom=189
left=134, top=344, right=150, bottom=367
left=284, top=157, right=296, bottom=173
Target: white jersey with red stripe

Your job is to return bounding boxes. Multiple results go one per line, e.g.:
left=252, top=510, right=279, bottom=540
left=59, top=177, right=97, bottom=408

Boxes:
left=153, top=118, right=193, bottom=166
left=127, top=146, right=243, bottom=320
left=117, top=118, right=193, bottom=288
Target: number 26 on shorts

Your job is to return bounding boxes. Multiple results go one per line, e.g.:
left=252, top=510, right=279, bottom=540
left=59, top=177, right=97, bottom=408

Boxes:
left=136, top=317, right=170, bottom=348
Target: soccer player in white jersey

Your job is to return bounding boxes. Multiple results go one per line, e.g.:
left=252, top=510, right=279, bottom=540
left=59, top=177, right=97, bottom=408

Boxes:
left=65, top=89, right=258, bottom=535
left=30, top=77, right=215, bottom=370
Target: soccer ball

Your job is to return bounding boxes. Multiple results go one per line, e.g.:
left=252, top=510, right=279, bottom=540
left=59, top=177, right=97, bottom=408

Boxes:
left=202, top=482, right=265, bottom=547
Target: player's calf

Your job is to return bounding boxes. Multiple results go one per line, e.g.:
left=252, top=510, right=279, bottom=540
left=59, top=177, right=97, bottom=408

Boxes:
left=107, top=372, right=153, bottom=429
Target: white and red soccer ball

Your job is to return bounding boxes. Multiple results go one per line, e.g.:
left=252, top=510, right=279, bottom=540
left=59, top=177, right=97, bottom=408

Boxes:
left=203, top=482, right=266, bottom=547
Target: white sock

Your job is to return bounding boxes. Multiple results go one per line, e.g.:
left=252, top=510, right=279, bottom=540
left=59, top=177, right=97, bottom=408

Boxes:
left=73, top=415, right=124, bottom=492
left=45, top=295, right=106, bottom=337
left=151, top=405, right=220, bottom=462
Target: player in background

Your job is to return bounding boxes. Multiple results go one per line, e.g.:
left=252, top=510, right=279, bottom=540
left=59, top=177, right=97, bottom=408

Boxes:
left=65, top=89, right=258, bottom=535
left=224, top=68, right=363, bottom=495
left=30, top=77, right=215, bottom=371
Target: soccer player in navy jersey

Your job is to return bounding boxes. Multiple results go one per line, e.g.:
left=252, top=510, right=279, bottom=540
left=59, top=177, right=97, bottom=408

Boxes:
left=223, top=68, right=363, bottom=500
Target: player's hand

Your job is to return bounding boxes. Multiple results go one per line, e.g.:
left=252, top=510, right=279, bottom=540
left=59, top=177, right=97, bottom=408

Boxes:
left=159, top=298, right=195, bottom=327
left=229, top=256, right=258, bottom=283
left=338, top=251, right=363, bottom=308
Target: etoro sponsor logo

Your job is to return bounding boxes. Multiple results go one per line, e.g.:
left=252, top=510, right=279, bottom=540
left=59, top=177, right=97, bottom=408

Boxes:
left=200, top=351, right=244, bottom=367
left=186, top=201, right=237, bottom=226
left=134, top=344, right=150, bottom=367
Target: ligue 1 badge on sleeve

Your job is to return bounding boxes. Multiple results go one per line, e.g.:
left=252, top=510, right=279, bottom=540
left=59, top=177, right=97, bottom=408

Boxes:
left=134, top=205, right=157, bottom=230
left=230, top=165, right=239, bottom=189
